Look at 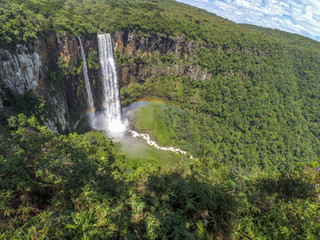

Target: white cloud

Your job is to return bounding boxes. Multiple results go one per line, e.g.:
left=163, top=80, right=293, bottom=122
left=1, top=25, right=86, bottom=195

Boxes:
left=176, top=0, right=320, bottom=41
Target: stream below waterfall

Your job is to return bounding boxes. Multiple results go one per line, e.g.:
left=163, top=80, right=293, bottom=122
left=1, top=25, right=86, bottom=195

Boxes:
left=79, top=33, right=194, bottom=163
left=107, top=102, right=196, bottom=162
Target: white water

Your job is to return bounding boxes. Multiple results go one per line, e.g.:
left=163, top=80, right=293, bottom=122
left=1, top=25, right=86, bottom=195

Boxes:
left=94, top=33, right=194, bottom=158
left=78, top=37, right=95, bottom=115
left=129, top=130, right=195, bottom=159
left=96, top=33, right=126, bottom=137
left=123, top=102, right=195, bottom=159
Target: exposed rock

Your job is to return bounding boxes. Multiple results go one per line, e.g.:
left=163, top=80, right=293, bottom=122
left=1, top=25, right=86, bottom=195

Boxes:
left=45, top=119, right=58, bottom=133
left=113, top=31, right=212, bottom=87
left=0, top=33, right=99, bottom=131
left=0, top=97, right=3, bottom=112
left=114, top=31, right=192, bottom=59
left=184, top=65, right=212, bottom=81
left=0, top=31, right=211, bottom=131
left=0, top=44, right=43, bottom=95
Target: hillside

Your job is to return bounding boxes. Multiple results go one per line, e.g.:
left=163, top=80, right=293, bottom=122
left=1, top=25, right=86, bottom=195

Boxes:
left=240, top=23, right=320, bottom=50
left=1, top=0, right=320, bottom=239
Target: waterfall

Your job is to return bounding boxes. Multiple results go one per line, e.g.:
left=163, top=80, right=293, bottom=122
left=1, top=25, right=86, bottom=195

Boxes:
left=78, top=37, right=95, bottom=124
left=96, top=33, right=125, bottom=136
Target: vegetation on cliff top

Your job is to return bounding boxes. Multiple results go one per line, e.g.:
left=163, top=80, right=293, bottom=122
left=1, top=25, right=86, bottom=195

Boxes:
left=0, top=0, right=273, bottom=47
left=1, top=0, right=320, bottom=239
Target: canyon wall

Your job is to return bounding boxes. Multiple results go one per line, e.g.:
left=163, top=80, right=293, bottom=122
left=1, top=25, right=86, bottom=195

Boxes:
left=113, top=31, right=212, bottom=87
left=0, top=33, right=99, bottom=131
left=0, top=31, right=211, bottom=131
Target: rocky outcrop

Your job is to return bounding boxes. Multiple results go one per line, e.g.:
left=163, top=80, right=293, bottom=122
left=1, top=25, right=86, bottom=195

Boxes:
left=0, top=44, right=42, bottom=95
left=114, top=32, right=193, bottom=58
left=113, top=31, right=212, bottom=86
left=0, top=97, right=3, bottom=112
left=0, top=33, right=99, bottom=131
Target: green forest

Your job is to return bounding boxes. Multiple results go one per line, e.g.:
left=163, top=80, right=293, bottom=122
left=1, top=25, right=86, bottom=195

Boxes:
left=1, top=0, right=320, bottom=239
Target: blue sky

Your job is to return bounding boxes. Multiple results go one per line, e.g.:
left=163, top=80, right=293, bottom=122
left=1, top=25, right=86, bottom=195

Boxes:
left=176, top=0, right=320, bottom=42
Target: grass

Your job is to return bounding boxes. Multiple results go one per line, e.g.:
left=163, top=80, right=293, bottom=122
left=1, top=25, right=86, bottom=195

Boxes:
left=131, top=102, right=172, bottom=146
left=122, top=101, right=194, bottom=169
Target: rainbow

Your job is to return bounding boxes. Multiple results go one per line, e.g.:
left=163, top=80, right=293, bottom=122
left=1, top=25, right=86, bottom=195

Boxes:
left=85, top=107, right=96, bottom=118
left=136, top=97, right=177, bottom=108
left=85, top=97, right=177, bottom=118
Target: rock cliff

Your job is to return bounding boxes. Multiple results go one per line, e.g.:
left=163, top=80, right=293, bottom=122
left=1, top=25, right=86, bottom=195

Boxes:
left=0, top=33, right=99, bottom=131
left=0, top=31, right=210, bottom=131
left=113, top=31, right=211, bottom=87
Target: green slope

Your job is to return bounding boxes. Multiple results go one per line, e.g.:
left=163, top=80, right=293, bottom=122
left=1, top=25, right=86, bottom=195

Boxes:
left=240, top=23, right=320, bottom=50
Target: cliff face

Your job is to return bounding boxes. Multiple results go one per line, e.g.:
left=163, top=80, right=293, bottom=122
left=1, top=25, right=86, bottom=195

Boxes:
left=0, top=31, right=210, bottom=131
left=0, top=96, right=3, bottom=112
left=0, top=33, right=99, bottom=131
left=113, top=31, right=212, bottom=87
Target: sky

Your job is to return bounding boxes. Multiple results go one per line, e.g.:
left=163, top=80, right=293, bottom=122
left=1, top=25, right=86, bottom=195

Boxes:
left=176, top=0, right=320, bottom=42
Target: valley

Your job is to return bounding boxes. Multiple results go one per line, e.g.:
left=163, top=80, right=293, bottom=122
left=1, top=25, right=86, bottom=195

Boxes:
left=1, top=0, right=320, bottom=239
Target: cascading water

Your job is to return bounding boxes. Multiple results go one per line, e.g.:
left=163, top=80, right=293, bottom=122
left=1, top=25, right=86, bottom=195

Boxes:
left=78, top=37, right=95, bottom=124
left=96, top=33, right=126, bottom=137
left=93, top=33, right=192, bottom=158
